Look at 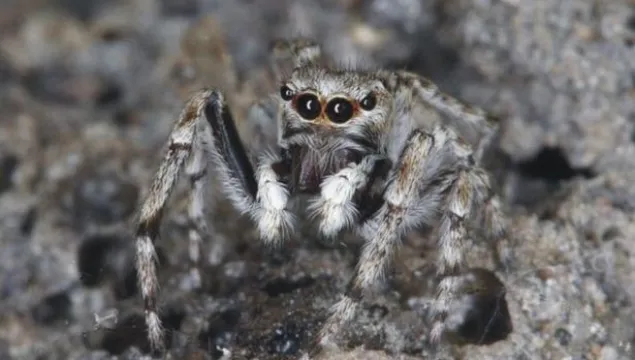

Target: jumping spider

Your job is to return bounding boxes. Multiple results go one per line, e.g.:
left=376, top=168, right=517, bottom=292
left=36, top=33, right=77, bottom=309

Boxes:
left=135, top=38, right=512, bottom=356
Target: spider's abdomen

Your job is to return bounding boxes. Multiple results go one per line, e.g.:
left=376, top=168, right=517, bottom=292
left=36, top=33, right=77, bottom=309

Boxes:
left=288, top=145, right=362, bottom=194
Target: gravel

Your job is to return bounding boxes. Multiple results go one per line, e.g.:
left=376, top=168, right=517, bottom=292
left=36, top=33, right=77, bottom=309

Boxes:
left=0, top=0, right=634, bottom=359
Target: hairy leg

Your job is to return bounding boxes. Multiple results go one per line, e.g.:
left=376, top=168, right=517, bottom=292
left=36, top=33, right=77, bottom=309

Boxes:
left=428, top=168, right=483, bottom=342
left=314, top=127, right=459, bottom=353
left=311, top=123, right=507, bottom=355
left=135, top=91, right=210, bottom=354
left=184, top=127, right=210, bottom=290
left=380, top=70, right=500, bottom=164
left=427, top=142, right=512, bottom=344
left=269, top=37, right=323, bottom=81
left=135, top=90, right=292, bottom=354
left=379, top=72, right=512, bottom=342
left=474, top=169, right=511, bottom=269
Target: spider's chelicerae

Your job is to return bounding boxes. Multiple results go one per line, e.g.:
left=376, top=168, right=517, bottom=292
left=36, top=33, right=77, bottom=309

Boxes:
left=135, top=38, right=511, bottom=355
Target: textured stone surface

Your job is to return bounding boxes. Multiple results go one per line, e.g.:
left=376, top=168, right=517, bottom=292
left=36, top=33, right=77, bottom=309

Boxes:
left=0, top=0, right=634, bottom=359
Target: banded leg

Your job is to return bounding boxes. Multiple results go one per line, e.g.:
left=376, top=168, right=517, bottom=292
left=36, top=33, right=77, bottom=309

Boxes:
left=135, top=91, right=211, bottom=354
left=427, top=149, right=511, bottom=343
left=379, top=73, right=512, bottom=340
left=428, top=169, right=481, bottom=342
left=184, top=130, right=210, bottom=290
left=135, top=90, right=291, bottom=354
left=381, top=70, right=501, bottom=164
left=315, top=128, right=455, bottom=351
left=269, top=37, right=323, bottom=81
left=477, top=177, right=512, bottom=269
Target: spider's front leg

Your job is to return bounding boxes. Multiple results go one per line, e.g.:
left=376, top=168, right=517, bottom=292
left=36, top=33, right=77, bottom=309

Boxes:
left=314, top=128, right=444, bottom=352
left=135, top=90, right=293, bottom=354
left=202, top=91, right=295, bottom=245
left=314, top=126, right=510, bottom=354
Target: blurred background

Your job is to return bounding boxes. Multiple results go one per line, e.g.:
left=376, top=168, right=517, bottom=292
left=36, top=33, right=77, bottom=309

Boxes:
left=0, top=0, right=634, bottom=359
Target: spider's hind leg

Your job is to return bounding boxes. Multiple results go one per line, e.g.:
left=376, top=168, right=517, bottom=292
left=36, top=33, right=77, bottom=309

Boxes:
left=269, top=37, right=323, bottom=80
left=428, top=141, right=513, bottom=346
left=384, top=70, right=501, bottom=164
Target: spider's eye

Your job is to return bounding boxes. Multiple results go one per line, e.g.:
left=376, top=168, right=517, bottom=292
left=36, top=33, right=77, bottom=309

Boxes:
left=325, top=98, right=354, bottom=124
left=280, top=85, right=294, bottom=101
left=360, top=92, right=377, bottom=111
left=295, top=93, right=321, bottom=120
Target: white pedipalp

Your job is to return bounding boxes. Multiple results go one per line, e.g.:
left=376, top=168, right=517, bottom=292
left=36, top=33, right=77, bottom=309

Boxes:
left=251, top=153, right=294, bottom=245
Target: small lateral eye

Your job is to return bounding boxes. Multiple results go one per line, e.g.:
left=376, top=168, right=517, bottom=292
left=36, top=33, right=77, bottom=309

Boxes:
left=295, top=93, right=321, bottom=120
left=360, top=92, right=377, bottom=111
left=326, top=98, right=354, bottom=124
left=280, top=85, right=294, bottom=101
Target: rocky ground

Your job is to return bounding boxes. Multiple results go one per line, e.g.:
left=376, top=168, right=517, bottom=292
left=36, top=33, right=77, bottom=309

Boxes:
left=1, top=0, right=635, bottom=359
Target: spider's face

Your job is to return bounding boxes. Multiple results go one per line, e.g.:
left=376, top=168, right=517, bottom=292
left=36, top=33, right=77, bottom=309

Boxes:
left=278, top=66, right=393, bottom=152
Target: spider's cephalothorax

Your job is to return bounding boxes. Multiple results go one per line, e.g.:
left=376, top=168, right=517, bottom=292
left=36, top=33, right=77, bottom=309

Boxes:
left=278, top=66, right=391, bottom=193
left=134, top=38, right=512, bottom=356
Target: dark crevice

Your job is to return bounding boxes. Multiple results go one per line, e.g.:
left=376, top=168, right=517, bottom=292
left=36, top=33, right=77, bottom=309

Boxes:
left=0, top=52, right=16, bottom=84
left=99, top=29, right=128, bottom=43
left=261, top=276, right=315, bottom=297
left=198, top=308, right=241, bottom=356
left=21, top=67, right=103, bottom=105
left=515, top=147, right=595, bottom=181
left=453, top=269, right=513, bottom=345
left=19, top=207, right=37, bottom=235
left=97, top=314, right=146, bottom=355
left=554, top=328, right=572, bottom=346
left=112, top=264, right=140, bottom=300
left=626, top=14, right=635, bottom=31
left=31, top=290, right=72, bottom=325
left=160, top=0, right=199, bottom=17
left=266, top=321, right=304, bottom=355
left=112, top=108, right=138, bottom=127
left=100, top=307, right=185, bottom=355
left=77, top=233, right=166, bottom=299
left=367, top=304, right=389, bottom=320
left=95, top=81, right=124, bottom=107
left=71, top=171, right=139, bottom=230
left=57, top=0, right=112, bottom=22
left=0, top=154, right=19, bottom=194
left=77, top=234, right=122, bottom=287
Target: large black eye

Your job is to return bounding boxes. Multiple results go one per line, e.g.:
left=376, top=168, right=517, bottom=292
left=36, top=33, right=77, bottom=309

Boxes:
left=325, top=98, right=354, bottom=124
left=360, top=92, right=377, bottom=111
left=280, top=85, right=294, bottom=101
left=295, top=93, right=321, bottom=120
